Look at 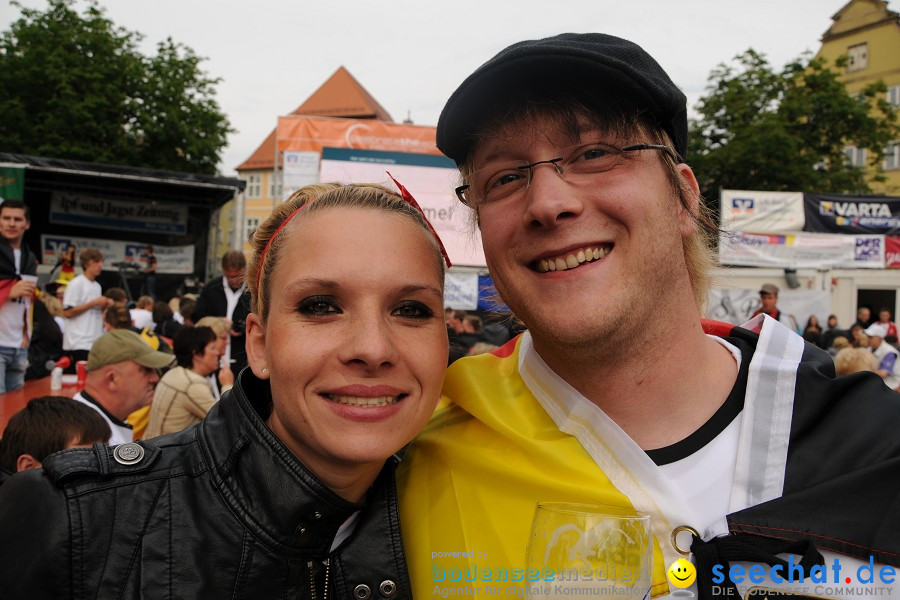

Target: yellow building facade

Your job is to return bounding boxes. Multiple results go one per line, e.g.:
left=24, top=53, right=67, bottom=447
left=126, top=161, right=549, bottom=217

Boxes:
left=816, top=0, right=900, bottom=194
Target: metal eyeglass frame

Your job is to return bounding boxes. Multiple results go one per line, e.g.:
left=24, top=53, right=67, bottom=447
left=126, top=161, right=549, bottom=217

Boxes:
left=454, top=143, right=677, bottom=207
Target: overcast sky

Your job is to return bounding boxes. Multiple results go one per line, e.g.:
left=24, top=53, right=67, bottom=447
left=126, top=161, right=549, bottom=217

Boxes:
left=2, top=0, right=871, bottom=176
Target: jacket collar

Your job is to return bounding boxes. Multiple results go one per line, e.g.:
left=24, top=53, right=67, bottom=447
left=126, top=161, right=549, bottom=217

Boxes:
left=198, top=368, right=366, bottom=555
left=0, top=240, right=36, bottom=279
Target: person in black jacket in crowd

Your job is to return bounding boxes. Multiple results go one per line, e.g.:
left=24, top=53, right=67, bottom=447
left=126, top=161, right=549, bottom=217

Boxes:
left=24, top=295, right=63, bottom=380
left=193, top=250, right=251, bottom=373
left=0, top=182, right=450, bottom=599
left=152, top=300, right=183, bottom=340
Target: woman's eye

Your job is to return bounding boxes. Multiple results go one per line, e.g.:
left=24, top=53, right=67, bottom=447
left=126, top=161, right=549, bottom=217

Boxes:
left=297, top=296, right=340, bottom=316
left=393, top=301, right=434, bottom=319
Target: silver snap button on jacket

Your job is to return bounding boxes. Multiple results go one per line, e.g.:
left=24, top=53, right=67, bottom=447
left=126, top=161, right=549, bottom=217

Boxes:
left=113, top=443, right=144, bottom=465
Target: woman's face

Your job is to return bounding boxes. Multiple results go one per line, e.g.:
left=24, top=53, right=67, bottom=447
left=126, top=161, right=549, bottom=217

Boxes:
left=193, top=340, right=220, bottom=376
left=246, top=207, right=447, bottom=481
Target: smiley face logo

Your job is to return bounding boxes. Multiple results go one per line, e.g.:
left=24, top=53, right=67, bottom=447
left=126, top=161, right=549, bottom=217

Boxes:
left=667, top=558, right=696, bottom=588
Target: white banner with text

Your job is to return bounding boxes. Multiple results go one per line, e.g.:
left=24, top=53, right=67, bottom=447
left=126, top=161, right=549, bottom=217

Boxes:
left=41, top=235, right=195, bottom=274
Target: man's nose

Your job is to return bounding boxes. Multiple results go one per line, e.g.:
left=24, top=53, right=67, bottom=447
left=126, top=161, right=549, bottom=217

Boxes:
left=521, top=165, right=584, bottom=227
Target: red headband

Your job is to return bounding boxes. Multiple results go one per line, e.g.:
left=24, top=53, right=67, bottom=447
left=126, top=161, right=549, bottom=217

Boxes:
left=255, top=202, right=306, bottom=290
left=386, top=172, right=452, bottom=268
left=255, top=176, right=452, bottom=290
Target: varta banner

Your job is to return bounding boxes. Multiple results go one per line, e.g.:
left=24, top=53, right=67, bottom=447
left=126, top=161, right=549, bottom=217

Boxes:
left=804, top=193, right=900, bottom=235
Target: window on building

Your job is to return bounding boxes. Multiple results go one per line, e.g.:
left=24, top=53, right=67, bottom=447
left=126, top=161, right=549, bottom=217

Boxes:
left=268, top=173, right=276, bottom=198
left=888, top=85, right=900, bottom=107
left=884, top=142, right=900, bottom=171
left=847, top=43, right=868, bottom=72
left=246, top=174, right=261, bottom=198
left=844, top=146, right=867, bottom=167
left=247, top=217, right=260, bottom=234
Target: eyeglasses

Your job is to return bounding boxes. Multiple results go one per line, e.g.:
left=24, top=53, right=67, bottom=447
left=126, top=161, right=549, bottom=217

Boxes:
left=455, top=140, right=677, bottom=208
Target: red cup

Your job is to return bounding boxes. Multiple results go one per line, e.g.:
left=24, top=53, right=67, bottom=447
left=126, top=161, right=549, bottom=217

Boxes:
left=76, top=360, right=88, bottom=388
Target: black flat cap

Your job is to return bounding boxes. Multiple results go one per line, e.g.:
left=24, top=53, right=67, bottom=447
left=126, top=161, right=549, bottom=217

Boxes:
left=437, top=33, right=687, bottom=165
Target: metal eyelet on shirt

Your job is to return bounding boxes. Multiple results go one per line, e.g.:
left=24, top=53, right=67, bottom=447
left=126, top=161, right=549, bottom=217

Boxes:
left=671, top=525, right=700, bottom=555
left=296, top=524, right=307, bottom=535
left=379, top=580, right=397, bottom=598
left=353, top=584, right=371, bottom=599
left=113, top=443, right=144, bottom=465
left=313, top=511, right=323, bottom=520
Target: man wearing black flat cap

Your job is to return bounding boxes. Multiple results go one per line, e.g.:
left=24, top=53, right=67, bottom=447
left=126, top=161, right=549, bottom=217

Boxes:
left=399, top=33, right=900, bottom=598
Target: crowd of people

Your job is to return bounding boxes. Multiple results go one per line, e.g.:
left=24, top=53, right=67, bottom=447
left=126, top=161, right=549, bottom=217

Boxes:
left=445, top=308, right=521, bottom=363
left=0, top=31, right=899, bottom=600
left=0, top=236, right=256, bottom=486
left=750, top=283, right=899, bottom=387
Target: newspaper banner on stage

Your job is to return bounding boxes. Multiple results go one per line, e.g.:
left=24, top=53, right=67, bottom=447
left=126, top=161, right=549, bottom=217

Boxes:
left=719, top=231, right=885, bottom=269
left=41, top=235, right=194, bottom=274
left=803, top=193, right=900, bottom=235
left=49, top=192, right=188, bottom=234
left=887, top=237, right=900, bottom=269
left=720, top=189, right=805, bottom=232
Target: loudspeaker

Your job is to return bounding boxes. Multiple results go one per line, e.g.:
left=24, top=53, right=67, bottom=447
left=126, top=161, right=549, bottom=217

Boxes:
left=784, top=268, right=801, bottom=289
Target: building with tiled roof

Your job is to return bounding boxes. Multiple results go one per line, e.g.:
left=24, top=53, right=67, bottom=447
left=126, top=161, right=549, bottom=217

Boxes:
left=230, top=67, right=398, bottom=253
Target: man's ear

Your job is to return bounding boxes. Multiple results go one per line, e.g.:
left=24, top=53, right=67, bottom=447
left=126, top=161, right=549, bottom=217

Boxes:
left=104, top=365, right=119, bottom=391
left=245, top=313, right=269, bottom=379
left=675, top=163, right=702, bottom=237
left=16, top=453, right=41, bottom=472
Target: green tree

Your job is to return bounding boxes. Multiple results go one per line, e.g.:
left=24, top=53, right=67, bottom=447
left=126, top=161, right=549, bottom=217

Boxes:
left=688, top=49, right=899, bottom=208
left=0, top=0, right=231, bottom=175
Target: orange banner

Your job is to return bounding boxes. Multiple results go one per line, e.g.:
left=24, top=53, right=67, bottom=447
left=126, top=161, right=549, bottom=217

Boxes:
left=275, top=116, right=441, bottom=155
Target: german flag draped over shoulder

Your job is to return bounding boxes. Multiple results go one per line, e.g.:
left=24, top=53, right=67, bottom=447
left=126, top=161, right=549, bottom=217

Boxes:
left=398, top=316, right=900, bottom=599
left=397, top=337, right=671, bottom=598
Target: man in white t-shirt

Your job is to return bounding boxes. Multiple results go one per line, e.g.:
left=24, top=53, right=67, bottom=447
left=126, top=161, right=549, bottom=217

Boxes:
left=62, top=247, right=113, bottom=367
left=129, top=295, right=155, bottom=331
left=864, top=323, right=900, bottom=391
left=0, top=200, right=38, bottom=393
left=72, top=329, right=174, bottom=446
left=398, top=33, right=900, bottom=599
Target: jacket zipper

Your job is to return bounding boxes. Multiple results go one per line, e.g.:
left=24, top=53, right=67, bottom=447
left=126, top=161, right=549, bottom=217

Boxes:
left=306, top=558, right=330, bottom=600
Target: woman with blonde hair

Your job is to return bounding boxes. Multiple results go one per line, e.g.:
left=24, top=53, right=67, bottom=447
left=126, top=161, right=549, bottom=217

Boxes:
left=834, top=347, right=879, bottom=376
left=0, top=180, right=449, bottom=599
left=195, top=315, right=233, bottom=400
left=41, top=293, right=66, bottom=334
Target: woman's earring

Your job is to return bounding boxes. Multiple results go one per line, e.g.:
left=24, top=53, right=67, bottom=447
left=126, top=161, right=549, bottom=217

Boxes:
left=261, top=368, right=268, bottom=374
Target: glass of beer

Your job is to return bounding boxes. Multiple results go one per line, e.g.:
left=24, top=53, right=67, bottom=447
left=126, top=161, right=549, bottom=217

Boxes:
left=524, top=502, right=652, bottom=600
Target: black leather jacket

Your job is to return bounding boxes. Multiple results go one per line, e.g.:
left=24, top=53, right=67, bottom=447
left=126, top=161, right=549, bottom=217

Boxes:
left=0, top=370, right=412, bottom=599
